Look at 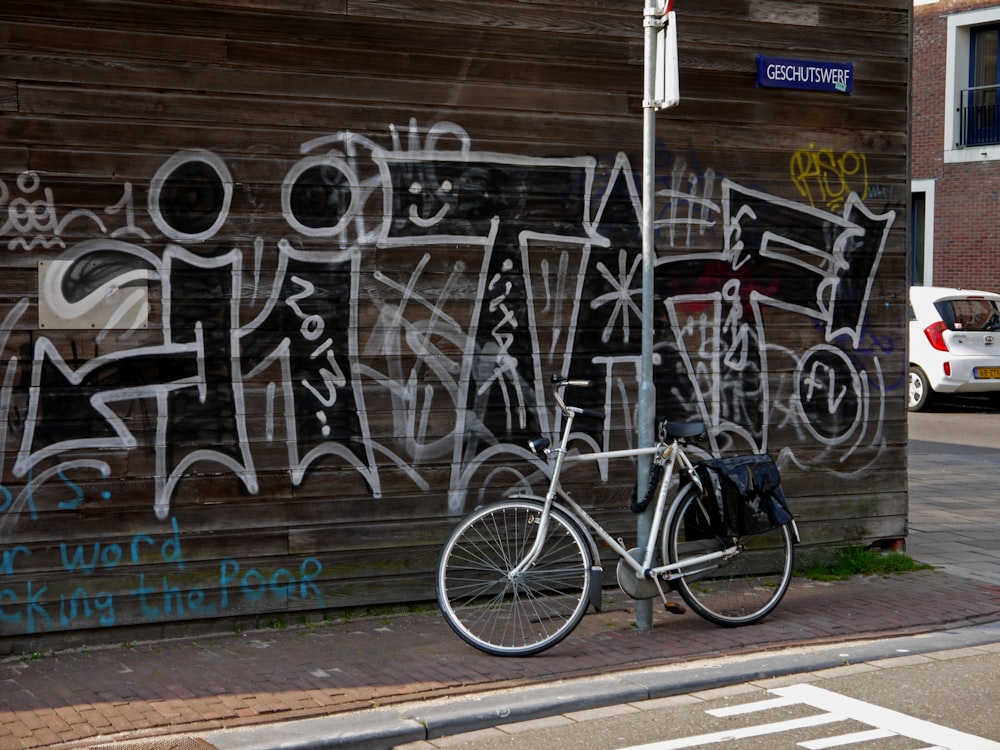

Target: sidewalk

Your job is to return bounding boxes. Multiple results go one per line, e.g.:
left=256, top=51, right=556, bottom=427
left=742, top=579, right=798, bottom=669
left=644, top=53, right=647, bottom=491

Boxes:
left=907, top=438, right=1000, bottom=585
left=2, top=441, right=999, bottom=750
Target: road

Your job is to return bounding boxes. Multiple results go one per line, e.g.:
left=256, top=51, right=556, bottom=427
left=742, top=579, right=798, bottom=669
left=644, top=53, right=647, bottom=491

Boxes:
left=400, top=645, right=1000, bottom=749
left=908, top=396, right=1000, bottom=451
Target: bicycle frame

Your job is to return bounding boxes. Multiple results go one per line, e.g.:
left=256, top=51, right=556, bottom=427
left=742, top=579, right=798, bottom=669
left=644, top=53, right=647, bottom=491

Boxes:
left=510, top=384, right=740, bottom=596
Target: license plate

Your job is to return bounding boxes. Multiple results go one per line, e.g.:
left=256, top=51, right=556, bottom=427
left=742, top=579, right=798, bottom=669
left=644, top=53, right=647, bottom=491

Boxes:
left=975, top=367, right=1000, bottom=379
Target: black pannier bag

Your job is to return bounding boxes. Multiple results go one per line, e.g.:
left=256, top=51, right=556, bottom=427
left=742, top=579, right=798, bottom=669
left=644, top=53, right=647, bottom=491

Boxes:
left=691, top=454, right=793, bottom=538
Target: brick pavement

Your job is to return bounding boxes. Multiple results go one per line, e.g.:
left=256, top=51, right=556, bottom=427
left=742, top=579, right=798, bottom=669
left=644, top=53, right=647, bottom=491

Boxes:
left=907, top=441, right=1000, bottom=585
left=2, top=569, right=999, bottom=750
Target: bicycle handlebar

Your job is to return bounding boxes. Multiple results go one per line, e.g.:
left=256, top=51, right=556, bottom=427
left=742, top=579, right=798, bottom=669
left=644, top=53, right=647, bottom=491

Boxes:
left=551, top=374, right=605, bottom=420
left=550, top=374, right=594, bottom=388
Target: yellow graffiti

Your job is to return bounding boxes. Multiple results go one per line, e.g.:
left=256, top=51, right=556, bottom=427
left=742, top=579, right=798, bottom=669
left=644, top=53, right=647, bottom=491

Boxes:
left=790, top=145, right=867, bottom=212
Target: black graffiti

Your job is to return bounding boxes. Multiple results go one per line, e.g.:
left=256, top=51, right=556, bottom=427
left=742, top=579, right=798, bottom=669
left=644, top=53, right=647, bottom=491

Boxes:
left=5, top=136, right=896, bottom=526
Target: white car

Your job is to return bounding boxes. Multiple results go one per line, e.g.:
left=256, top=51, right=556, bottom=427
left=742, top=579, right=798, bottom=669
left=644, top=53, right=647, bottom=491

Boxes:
left=908, top=286, right=1000, bottom=411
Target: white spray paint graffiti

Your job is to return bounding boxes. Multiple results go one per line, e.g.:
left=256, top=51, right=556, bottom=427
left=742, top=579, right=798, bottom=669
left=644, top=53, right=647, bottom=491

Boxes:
left=0, top=170, right=148, bottom=251
left=655, top=181, right=894, bottom=469
left=0, top=120, right=898, bottom=530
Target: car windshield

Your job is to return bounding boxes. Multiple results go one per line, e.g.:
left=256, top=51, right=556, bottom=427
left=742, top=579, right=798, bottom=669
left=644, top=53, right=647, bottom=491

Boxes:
left=933, top=297, right=1000, bottom=331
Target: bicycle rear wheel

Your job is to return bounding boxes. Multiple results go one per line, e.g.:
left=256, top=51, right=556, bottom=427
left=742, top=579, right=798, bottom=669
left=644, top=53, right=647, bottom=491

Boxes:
left=436, top=499, right=592, bottom=656
left=663, top=485, right=794, bottom=626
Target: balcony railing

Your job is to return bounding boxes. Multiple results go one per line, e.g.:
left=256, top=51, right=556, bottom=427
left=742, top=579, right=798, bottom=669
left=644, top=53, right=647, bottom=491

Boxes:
left=959, top=84, right=1000, bottom=147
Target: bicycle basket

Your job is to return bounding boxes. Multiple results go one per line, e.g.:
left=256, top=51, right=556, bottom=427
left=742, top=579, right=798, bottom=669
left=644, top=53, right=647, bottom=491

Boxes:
left=693, top=454, right=793, bottom=538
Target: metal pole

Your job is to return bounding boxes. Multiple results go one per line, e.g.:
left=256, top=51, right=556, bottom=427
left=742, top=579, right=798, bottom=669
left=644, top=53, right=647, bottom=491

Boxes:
left=635, top=0, right=660, bottom=631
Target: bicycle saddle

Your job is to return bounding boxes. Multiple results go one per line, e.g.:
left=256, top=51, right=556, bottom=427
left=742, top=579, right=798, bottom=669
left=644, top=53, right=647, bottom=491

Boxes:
left=661, top=421, right=706, bottom=439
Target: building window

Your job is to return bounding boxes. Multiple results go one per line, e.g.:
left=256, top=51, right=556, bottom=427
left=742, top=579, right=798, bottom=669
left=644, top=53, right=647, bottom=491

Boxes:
left=910, top=179, right=935, bottom=286
left=945, top=7, right=1000, bottom=162
left=962, top=23, right=1000, bottom=147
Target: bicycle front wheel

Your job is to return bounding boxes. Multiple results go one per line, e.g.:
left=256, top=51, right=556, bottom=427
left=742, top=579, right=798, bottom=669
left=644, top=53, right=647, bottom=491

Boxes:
left=663, top=486, right=794, bottom=626
left=436, top=499, right=592, bottom=656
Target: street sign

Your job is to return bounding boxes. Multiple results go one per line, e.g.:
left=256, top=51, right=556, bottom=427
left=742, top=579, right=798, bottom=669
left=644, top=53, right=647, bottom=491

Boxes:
left=756, top=55, right=854, bottom=94
left=654, top=11, right=679, bottom=109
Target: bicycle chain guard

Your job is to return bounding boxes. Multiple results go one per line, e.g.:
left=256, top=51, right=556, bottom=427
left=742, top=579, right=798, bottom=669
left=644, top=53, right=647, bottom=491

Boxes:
left=615, top=547, right=662, bottom=600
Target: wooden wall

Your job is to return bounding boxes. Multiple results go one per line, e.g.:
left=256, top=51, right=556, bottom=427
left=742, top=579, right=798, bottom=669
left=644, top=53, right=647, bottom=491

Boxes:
left=0, top=0, right=911, bottom=650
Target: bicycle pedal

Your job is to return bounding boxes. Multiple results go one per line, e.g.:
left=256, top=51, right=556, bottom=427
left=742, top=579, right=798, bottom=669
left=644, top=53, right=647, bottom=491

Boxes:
left=664, top=601, right=686, bottom=615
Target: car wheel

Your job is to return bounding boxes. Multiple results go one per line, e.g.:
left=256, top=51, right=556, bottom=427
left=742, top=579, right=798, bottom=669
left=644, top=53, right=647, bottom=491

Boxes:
left=908, top=366, right=932, bottom=411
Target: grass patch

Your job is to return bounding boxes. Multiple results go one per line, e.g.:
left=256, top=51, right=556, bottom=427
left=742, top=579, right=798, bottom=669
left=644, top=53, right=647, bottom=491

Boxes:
left=799, top=545, right=933, bottom=581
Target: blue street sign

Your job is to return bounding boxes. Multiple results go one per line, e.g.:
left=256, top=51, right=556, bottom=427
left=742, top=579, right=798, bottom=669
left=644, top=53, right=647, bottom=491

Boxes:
left=756, top=55, right=853, bottom=94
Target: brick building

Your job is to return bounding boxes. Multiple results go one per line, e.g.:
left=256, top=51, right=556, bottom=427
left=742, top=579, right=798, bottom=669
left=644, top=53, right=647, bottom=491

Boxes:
left=913, top=0, right=1000, bottom=290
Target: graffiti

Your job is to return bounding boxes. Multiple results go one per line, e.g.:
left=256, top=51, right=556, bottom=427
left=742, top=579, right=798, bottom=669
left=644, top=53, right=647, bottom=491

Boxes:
left=655, top=180, right=893, bottom=462
left=0, top=544, right=323, bottom=634
left=867, top=184, right=894, bottom=201
left=790, top=144, right=868, bottom=213
left=1, top=511, right=322, bottom=633
left=38, top=252, right=152, bottom=337
left=149, top=150, right=233, bottom=242
left=655, top=153, right=720, bottom=247
left=0, top=171, right=149, bottom=251
left=0, top=120, right=899, bottom=636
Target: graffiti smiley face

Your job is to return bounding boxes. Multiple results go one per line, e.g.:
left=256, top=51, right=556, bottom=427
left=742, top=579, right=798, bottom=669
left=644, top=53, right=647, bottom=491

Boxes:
left=406, top=173, right=452, bottom=228
left=391, top=162, right=511, bottom=239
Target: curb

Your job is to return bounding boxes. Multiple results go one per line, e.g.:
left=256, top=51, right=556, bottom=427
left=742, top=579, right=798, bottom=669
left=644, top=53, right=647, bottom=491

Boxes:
left=200, top=619, right=1000, bottom=750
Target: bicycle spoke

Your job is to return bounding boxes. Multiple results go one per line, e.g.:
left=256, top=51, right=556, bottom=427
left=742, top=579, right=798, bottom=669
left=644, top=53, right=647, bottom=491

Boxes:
left=437, top=500, right=591, bottom=656
left=665, top=485, right=793, bottom=626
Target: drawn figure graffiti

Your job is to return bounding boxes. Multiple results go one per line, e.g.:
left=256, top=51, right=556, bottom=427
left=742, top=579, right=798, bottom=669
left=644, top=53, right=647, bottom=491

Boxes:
left=0, top=120, right=898, bottom=618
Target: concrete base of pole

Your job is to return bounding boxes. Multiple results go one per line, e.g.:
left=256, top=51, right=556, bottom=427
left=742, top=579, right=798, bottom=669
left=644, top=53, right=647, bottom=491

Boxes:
left=636, top=599, right=653, bottom=630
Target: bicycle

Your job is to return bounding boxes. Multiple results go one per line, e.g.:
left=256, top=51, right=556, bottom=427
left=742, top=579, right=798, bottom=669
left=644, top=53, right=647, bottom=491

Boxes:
left=436, top=375, right=798, bottom=656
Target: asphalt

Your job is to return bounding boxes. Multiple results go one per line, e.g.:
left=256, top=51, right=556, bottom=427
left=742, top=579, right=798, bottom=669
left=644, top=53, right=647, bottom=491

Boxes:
left=2, top=433, right=1000, bottom=750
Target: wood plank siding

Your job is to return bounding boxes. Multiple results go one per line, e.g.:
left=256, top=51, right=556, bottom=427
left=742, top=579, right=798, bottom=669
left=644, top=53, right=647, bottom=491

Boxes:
left=0, top=0, right=911, bottom=650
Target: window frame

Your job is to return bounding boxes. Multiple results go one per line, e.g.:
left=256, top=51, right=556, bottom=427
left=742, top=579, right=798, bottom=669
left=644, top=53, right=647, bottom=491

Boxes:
left=945, top=7, right=1000, bottom=162
left=965, top=23, right=1000, bottom=147
left=910, top=178, right=935, bottom=287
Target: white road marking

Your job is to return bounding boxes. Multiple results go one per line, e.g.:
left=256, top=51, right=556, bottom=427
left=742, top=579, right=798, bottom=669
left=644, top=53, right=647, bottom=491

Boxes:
left=798, top=728, right=895, bottom=748
left=707, top=696, right=800, bottom=716
left=618, top=713, right=846, bottom=749
left=617, top=682, right=1000, bottom=750
left=771, top=684, right=1000, bottom=749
